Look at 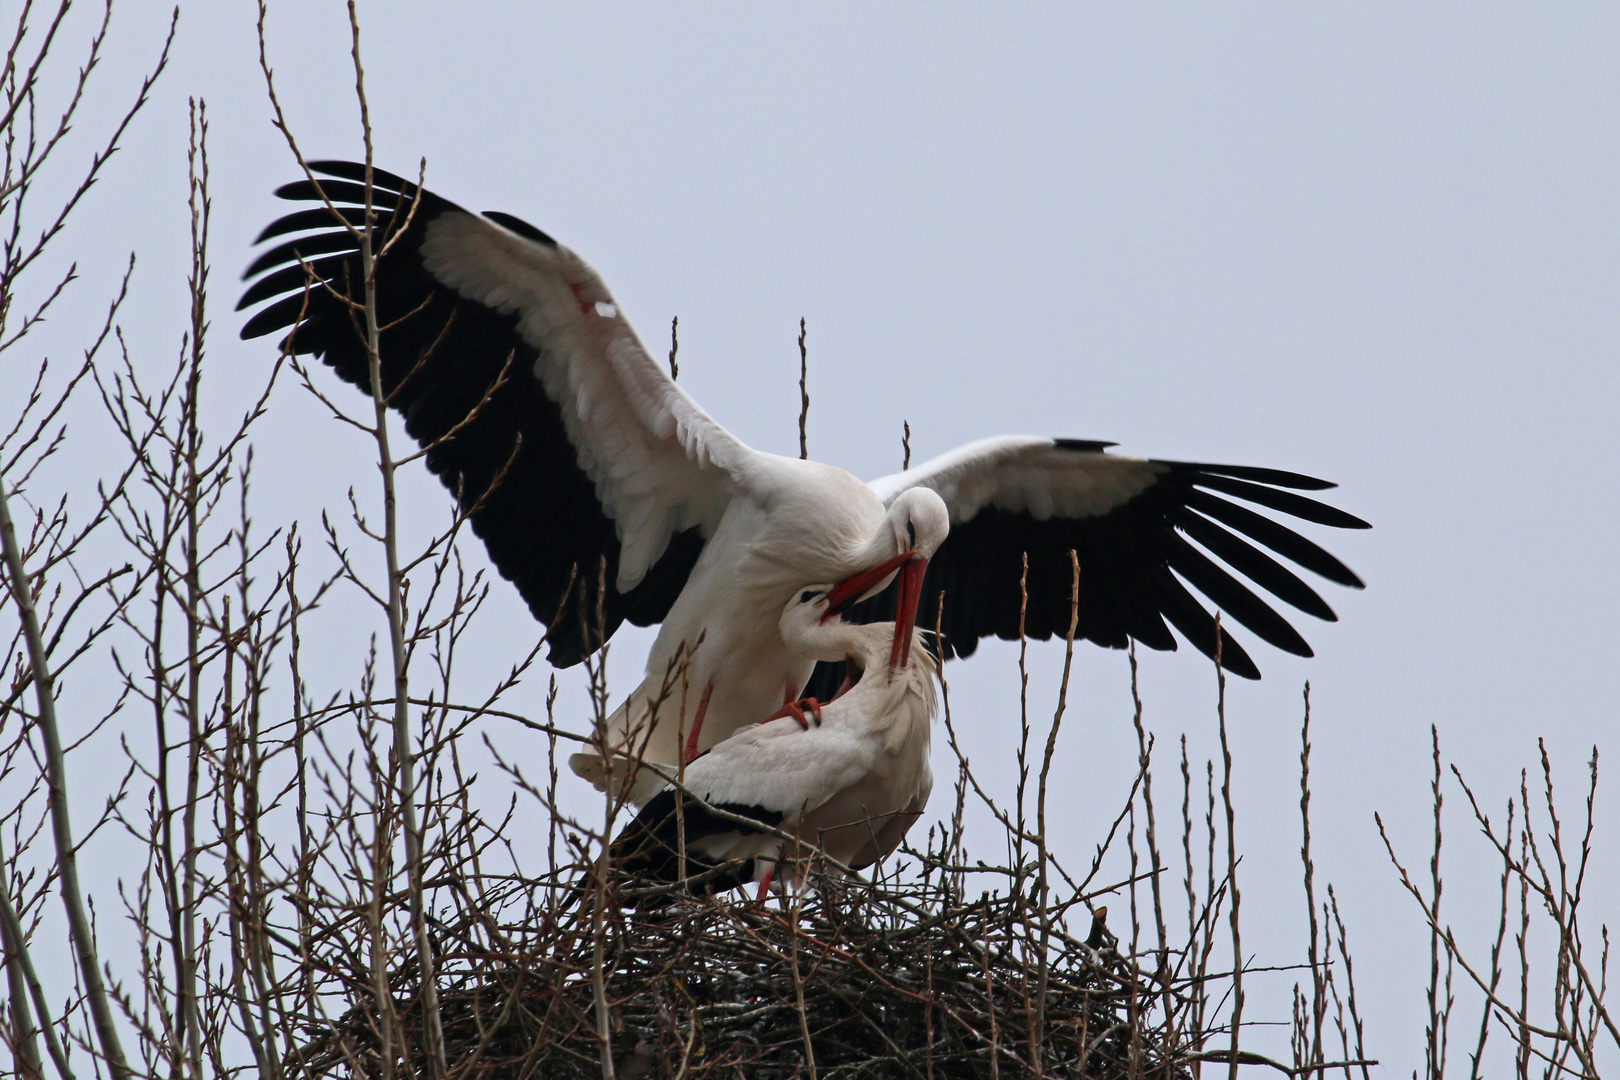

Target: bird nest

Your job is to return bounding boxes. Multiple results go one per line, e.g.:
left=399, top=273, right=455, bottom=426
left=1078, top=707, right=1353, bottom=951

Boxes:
left=293, top=858, right=1194, bottom=1080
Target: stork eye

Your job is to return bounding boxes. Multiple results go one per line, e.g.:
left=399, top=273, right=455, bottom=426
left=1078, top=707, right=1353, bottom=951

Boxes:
left=906, top=520, right=916, bottom=547
left=800, top=590, right=823, bottom=604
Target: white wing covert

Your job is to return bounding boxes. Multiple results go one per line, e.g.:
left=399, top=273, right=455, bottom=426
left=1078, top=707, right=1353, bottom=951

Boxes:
left=858, top=435, right=1370, bottom=679
left=239, top=162, right=750, bottom=665
left=418, top=210, right=744, bottom=584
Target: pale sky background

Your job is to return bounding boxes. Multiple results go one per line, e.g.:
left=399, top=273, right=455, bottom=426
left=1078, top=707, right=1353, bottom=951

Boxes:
left=11, top=2, right=1619, bottom=1072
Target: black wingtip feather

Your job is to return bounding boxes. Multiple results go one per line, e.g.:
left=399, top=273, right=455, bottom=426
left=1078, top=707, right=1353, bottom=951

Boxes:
left=308, top=159, right=416, bottom=193
left=242, top=230, right=360, bottom=281
left=1192, top=473, right=1372, bottom=531
left=239, top=165, right=705, bottom=663
left=1182, top=490, right=1365, bottom=589
left=238, top=291, right=311, bottom=339
left=483, top=211, right=558, bottom=247
left=273, top=178, right=404, bottom=210
left=841, top=443, right=1367, bottom=680
left=254, top=205, right=377, bottom=245
left=237, top=255, right=354, bottom=309
left=1191, top=462, right=1339, bottom=491
left=1168, top=505, right=1338, bottom=621
left=1165, top=537, right=1314, bottom=657
left=1224, top=650, right=1262, bottom=680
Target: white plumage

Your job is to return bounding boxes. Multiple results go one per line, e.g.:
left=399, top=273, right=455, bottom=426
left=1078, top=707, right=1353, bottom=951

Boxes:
left=868, top=436, right=1163, bottom=524
left=567, top=480, right=946, bottom=805
left=610, top=588, right=937, bottom=894
left=420, top=210, right=743, bottom=589
left=240, top=162, right=1369, bottom=805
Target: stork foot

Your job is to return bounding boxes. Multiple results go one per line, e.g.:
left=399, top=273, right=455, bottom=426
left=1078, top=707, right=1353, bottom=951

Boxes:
left=761, top=697, right=823, bottom=730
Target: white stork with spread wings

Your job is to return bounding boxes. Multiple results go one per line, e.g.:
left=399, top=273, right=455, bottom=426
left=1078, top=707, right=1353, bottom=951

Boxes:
left=238, top=162, right=1368, bottom=805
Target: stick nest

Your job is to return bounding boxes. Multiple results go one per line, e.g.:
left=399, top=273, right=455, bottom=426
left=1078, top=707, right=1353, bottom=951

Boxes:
left=295, top=865, right=1191, bottom=1079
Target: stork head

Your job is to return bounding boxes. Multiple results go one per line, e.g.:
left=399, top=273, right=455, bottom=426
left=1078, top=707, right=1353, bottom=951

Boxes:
left=778, top=585, right=855, bottom=662
left=823, top=487, right=950, bottom=673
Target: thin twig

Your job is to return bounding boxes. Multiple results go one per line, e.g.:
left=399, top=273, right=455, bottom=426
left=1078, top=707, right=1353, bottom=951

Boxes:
left=1213, top=614, right=1243, bottom=1080
left=667, top=315, right=678, bottom=381
left=0, top=475, right=130, bottom=1079
left=1032, top=550, right=1079, bottom=1071
left=797, top=317, right=809, bottom=459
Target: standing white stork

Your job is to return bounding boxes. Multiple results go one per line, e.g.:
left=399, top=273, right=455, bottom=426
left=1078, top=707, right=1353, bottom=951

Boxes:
left=239, top=162, right=1368, bottom=802
left=608, top=587, right=937, bottom=897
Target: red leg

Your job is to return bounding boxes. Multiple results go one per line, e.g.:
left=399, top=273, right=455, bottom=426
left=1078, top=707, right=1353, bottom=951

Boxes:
left=682, top=680, right=716, bottom=765
left=755, top=862, right=776, bottom=902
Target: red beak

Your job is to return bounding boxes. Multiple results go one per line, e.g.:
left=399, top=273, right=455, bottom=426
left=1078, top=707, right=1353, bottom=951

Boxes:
left=823, top=550, right=915, bottom=617
left=889, top=555, right=928, bottom=673
left=826, top=551, right=930, bottom=673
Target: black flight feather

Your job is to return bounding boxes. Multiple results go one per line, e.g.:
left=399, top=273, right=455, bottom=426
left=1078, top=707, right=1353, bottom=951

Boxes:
left=238, top=161, right=704, bottom=666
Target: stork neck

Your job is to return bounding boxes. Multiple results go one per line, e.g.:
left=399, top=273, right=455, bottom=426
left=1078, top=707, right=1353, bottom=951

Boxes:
left=853, top=524, right=900, bottom=573
left=841, top=626, right=925, bottom=699
left=839, top=629, right=938, bottom=741
left=781, top=613, right=863, bottom=663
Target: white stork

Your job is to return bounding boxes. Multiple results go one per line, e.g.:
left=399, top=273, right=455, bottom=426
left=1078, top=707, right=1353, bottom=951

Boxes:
left=239, top=162, right=1368, bottom=804
left=608, top=587, right=937, bottom=898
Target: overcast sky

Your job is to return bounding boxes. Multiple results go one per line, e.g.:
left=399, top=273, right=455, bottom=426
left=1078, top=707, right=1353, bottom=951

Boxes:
left=14, top=2, right=1620, bottom=1070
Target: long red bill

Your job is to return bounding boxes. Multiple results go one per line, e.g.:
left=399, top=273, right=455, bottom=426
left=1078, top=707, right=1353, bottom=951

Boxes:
left=824, top=549, right=915, bottom=619
left=890, top=556, right=928, bottom=673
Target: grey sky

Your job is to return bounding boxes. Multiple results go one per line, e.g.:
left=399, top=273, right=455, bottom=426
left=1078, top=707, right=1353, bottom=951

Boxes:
left=16, top=2, right=1619, bottom=1069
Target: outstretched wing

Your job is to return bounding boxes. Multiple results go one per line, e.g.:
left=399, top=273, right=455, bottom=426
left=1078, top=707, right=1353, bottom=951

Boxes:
left=839, top=435, right=1369, bottom=680
left=239, top=162, right=751, bottom=665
